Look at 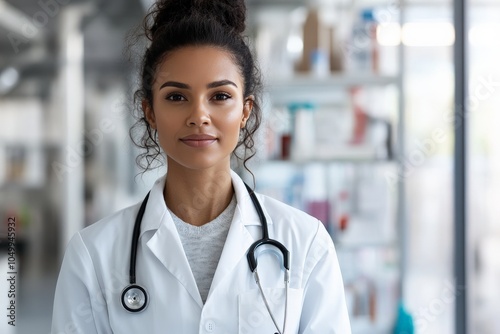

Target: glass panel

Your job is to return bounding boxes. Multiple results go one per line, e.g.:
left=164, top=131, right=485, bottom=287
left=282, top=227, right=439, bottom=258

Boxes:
left=403, top=2, right=455, bottom=334
left=468, top=2, right=500, bottom=334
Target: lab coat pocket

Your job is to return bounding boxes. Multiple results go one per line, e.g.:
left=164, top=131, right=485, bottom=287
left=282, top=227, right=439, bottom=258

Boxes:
left=238, top=287, right=303, bottom=334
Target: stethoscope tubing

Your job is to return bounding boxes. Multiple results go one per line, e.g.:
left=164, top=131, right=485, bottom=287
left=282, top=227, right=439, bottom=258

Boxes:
left=244, top=183, right=290, bottom=272
left=129, top=191, right=150, bottom=285
left=122, top=182, right=290, bottom=333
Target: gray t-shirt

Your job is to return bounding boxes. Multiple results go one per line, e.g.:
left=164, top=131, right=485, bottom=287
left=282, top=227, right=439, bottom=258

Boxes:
left=169, top=195, right=236, bottom=304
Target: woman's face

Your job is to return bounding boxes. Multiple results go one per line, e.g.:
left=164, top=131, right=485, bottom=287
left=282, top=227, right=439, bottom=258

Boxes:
left=144, top=46, right=253, bottom=172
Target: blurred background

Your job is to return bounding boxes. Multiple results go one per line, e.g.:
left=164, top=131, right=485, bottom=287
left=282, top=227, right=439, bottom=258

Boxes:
left=0, top=0, right=499, bottom=333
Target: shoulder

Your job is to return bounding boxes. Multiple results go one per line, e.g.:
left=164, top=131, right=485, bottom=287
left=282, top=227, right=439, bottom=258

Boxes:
left=255, top=193, right=337, bottom=287
left=257, top=193, right=319, bottom=227
left=68, top=201, right=141, bottom=255
left=256, top=192, right=332, bottom=251
left=83, top=202, right=140, bottom=238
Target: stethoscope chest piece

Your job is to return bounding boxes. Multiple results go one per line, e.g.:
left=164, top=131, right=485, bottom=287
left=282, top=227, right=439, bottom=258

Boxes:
left=121, top=284, right=148, bottom=312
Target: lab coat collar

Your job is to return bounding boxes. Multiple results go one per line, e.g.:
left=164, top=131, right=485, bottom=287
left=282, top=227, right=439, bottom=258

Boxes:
left=140, top=174, right=201, bottom=306
left=229, top=169, right=273, bottom=227
left=138, top=169, right=273, bottom=307
left=138, top=173, right=168, bottom=237
left=138, top=169, right=272, bottom=237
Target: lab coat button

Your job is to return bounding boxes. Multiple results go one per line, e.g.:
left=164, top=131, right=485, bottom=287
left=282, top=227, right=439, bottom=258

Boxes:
left=205, top=320, right=216, bottom=332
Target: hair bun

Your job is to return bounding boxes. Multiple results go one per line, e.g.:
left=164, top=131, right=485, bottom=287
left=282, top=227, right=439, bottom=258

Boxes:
left=147, top=0, right=247, bottom=39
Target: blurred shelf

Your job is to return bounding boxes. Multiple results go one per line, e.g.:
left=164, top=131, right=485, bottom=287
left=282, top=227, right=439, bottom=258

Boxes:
left=0, top=182, right=47, bottom=191
left=334, top=239, right=397, bottom=251
left=351, top=320, right=393, bottom=334
left=266, top=74, right=399, bottom=104
left=405, top=0, right=500, bottom=6
left=260, top=158, right=396, bottom=167
left=268, top=73, right=399, bottom=90
left=334, top=216, right=396, bottom=252
left=0, top=141, right=62, bottom=150
left=259, top=145, right=394, bottom=164
left=248, top=0, right=403, bottom=9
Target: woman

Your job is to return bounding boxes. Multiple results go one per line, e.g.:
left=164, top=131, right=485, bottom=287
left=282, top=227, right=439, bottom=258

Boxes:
left=51, top=0, right=351, bottom=333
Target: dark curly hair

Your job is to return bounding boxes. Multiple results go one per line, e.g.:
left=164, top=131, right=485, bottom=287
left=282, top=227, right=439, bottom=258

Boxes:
left=129, top=0, right=263, bottom=177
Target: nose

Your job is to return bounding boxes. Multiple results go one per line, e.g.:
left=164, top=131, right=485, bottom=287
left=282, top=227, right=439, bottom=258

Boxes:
left=186, top=101, right=211, bottom=127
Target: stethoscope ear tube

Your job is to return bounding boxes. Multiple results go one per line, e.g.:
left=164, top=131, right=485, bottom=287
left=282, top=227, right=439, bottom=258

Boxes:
left=244, top=183, right=290, bottom=273
left=247, top=238, right=290, bottom=273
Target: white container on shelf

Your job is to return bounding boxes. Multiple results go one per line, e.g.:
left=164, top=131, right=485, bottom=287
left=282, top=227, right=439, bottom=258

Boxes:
left=289, top=102, right=316, bottom=161
left=254, top=8, right=302, bottom=79
left=345, top=8, right=379, bottom=74
left=302, top=163, right=330, bottom=227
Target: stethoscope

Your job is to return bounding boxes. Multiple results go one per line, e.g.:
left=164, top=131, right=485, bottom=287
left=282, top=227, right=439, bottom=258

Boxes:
left=121, top=183, right=290, bottom=334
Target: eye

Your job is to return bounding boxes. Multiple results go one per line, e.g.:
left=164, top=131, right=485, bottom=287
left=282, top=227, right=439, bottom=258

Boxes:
left=166, top=93, right=186, bottom=102
left=213, top=92, right=231, bottom=101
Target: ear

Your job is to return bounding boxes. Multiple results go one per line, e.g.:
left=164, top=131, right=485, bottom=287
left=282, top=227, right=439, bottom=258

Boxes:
left=142, top=99, right=156, bottom=129
left=241, top=95, right=254, bottom=128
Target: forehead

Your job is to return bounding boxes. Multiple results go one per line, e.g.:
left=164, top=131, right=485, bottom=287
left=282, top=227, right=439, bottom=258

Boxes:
left=154, top=46, right=243, bottom=88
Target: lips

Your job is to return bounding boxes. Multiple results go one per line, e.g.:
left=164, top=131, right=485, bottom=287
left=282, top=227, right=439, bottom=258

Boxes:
left=180, top=134, right=217, bottom=148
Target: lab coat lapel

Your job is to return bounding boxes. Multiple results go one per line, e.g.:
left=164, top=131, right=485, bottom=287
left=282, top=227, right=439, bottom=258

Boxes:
left=141, top=174, right=203, bottom=308
left=208, top=205, right=254, bottom=294
left=208, top=171, right=264, bottom=295
left=146, top=219, right=203, bottom=308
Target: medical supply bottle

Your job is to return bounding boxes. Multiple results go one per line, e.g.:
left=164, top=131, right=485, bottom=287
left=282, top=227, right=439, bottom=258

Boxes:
left=348, top=8, right=379, bottom=74
left=289, top=102, right=316, bottom=162
left=295, top=6, right=329, bottom=75
left=302, top=164, right=330, bottom=230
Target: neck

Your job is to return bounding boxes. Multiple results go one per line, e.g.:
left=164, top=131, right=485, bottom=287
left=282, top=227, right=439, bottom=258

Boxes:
left=164, top=164, right=234, bottom=226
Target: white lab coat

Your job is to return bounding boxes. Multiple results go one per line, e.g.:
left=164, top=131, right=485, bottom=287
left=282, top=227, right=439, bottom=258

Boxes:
left=51, top=170, right=351, bottom=334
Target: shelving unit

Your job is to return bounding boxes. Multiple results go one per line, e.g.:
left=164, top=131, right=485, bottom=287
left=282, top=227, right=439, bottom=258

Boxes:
left=244, top=1, right=406, bottom=332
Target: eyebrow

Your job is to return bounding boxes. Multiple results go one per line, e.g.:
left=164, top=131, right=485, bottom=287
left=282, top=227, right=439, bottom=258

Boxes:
left=207, top=80, right=238, bottom=89
left=159, top=80, right=238, bottom=90
left=159, top=81, right=190, bottom=90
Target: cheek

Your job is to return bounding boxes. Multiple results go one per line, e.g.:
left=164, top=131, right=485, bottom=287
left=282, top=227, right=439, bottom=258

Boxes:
left=222, top=104, right=244, bottom=123
left=219, top=112, right=244, bottom=136
left=154, top=115, right=179, bottom=143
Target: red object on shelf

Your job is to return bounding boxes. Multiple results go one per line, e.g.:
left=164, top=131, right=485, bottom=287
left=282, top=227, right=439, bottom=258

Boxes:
left=350, top=87, right=368, bottom=145
left=339, top=214, right=349, bottom=231
left=281, top=134, right=292, bottom=160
